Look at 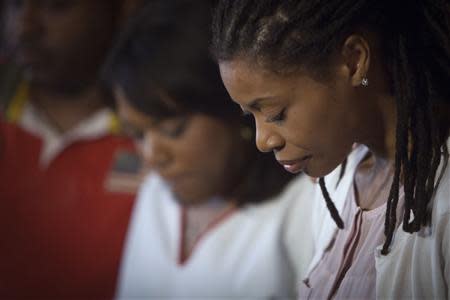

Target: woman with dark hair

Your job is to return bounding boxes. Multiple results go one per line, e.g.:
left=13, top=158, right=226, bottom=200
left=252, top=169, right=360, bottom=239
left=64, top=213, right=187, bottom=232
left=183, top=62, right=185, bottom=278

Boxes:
left=212, top=0, right=450, bottom=299
left=102, top=1, right=316, bottom=298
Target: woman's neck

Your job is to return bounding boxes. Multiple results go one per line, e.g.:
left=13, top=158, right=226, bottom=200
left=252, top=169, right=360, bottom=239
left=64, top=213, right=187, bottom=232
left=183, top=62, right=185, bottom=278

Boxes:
left=359, top=94, right=397, bottom=162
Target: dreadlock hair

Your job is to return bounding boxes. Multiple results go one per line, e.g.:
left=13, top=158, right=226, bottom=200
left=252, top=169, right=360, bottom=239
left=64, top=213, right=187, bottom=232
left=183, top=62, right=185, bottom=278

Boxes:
left=319, top=177, right=344, bottom=229
left=212, top=0, right=450, bottom=254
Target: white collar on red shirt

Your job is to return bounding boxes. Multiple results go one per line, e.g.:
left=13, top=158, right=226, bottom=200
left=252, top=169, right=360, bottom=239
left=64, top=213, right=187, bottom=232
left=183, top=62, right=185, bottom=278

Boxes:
left=6, top=82, right=121, bottom=167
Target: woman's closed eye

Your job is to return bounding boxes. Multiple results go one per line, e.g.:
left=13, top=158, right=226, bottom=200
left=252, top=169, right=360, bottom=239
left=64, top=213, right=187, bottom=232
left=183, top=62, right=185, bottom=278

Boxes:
left=266, top=107, right=286, bottom=125
left=241, top=110, right=252, bottom=117
left=159, top=117, right=189, bottom=138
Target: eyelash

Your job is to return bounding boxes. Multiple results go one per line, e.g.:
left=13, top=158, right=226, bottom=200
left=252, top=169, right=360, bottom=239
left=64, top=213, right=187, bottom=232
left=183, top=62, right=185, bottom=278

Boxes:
left=241, top=110, right=251, bottom=117
left=266, top=108, right=286, bottom=124
left=160, top=118, right=188, bottom=138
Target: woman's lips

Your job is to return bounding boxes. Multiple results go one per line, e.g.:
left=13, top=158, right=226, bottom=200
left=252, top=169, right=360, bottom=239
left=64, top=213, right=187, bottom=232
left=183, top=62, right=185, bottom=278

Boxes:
left=278, top=155, right=312, bottom=174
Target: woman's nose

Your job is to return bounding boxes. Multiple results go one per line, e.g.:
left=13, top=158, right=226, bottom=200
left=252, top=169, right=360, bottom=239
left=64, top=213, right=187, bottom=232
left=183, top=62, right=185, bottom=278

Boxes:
left=255, top=123, right=285, bottom=153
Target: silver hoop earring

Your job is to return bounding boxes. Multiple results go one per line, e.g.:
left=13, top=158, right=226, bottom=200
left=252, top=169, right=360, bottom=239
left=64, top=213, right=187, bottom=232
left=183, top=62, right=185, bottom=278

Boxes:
left=361, top=77, right=369, bottom=87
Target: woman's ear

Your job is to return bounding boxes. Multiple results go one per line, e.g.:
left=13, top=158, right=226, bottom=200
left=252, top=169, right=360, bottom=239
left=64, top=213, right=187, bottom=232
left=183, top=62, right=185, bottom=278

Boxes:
left=340, top=34, right=371, bottom=87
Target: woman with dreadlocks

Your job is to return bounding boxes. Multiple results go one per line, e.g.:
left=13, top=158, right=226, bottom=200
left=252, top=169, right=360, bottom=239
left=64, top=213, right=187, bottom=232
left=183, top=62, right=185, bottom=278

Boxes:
left=212, top=0, right=450, bottom=299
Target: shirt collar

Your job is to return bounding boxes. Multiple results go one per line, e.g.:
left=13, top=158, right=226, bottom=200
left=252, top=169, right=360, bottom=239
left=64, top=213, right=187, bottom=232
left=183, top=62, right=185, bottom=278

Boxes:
left=6, top=82, right=122, bottom=167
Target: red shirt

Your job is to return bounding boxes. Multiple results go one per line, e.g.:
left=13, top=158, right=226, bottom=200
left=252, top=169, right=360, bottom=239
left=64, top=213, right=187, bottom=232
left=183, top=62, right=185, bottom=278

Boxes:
left=0, top=121, right=137, bottom=299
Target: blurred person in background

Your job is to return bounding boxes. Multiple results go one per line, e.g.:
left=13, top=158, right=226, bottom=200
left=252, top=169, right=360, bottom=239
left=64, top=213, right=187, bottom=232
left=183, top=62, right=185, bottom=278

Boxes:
left=102, top=1, right=317, bottom=299
left=0, top=0, right=143, bottom=298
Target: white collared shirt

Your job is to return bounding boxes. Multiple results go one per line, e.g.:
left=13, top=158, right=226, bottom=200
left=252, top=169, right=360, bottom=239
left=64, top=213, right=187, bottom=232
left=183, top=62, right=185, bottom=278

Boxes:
left=19, top=102, right=118, bottom=167
left=117, top=173, right=317, bottom=299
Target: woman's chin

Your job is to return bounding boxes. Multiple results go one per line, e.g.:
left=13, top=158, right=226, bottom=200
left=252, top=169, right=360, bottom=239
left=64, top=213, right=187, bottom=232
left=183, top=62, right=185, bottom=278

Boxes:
left=302, top=159, right=340, bottom=179
left=172, top=190, right=209, bottom=206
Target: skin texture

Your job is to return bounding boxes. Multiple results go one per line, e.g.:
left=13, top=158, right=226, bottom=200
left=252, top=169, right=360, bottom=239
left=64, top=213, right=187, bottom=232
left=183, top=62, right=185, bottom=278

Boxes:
left=3, top=0, right=115, bottom=92
left=219, top=34, right=397, bottom=178
left=114, top=86, right=246, bottom=205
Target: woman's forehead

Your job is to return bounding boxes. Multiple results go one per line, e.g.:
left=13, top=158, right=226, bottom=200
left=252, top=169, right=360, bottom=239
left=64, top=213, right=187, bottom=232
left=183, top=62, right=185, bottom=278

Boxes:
left=219, top=59, right=303, bottom=106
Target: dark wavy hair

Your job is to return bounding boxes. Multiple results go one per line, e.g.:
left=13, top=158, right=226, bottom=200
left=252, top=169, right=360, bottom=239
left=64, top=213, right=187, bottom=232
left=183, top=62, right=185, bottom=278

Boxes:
left=102, top=0, right=295, bottom=205
left=211, top=0, right=450, bottom=254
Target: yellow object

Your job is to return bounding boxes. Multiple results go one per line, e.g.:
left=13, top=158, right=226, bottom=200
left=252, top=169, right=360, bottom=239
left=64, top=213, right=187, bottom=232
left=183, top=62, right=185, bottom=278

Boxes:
left=6, top=82, right=29, bottom=123
left=108, top=113, right=121, bottom=134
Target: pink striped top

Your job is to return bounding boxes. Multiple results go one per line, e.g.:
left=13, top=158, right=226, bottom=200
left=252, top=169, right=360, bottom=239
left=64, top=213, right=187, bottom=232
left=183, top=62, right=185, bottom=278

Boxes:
left=299, top=153, right=404, bottom=299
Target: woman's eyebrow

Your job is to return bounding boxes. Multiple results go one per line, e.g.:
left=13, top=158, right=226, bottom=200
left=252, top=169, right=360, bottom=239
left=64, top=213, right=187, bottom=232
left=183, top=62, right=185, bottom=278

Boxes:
left=246, top=96, right=277, bottom=112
